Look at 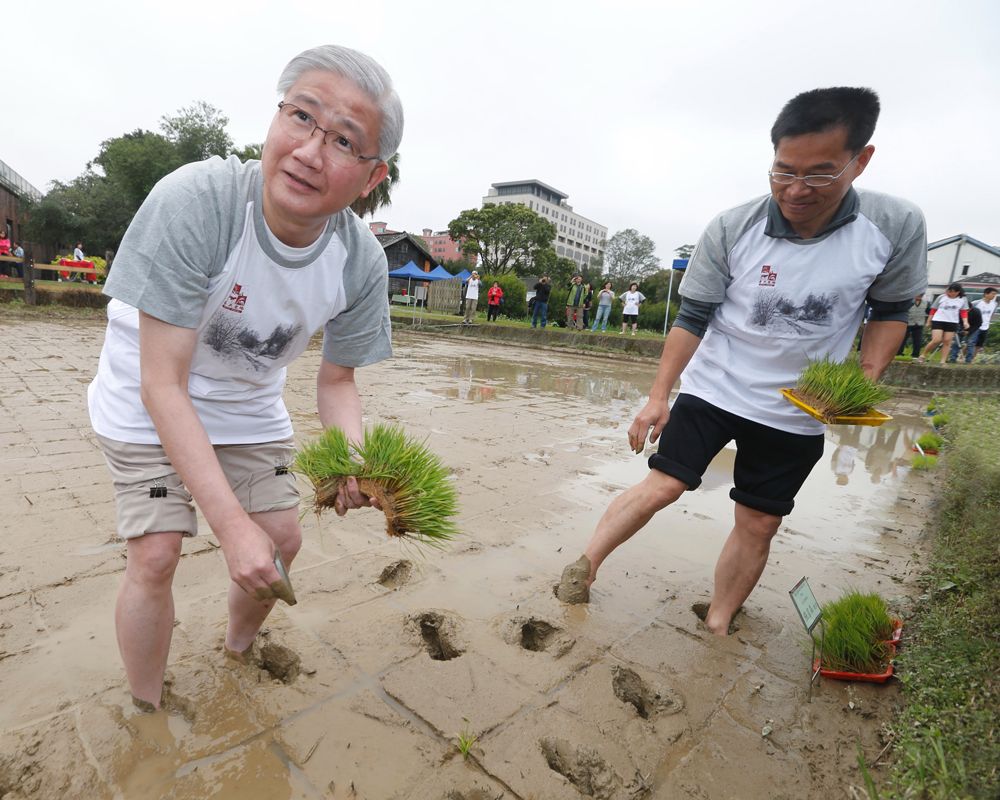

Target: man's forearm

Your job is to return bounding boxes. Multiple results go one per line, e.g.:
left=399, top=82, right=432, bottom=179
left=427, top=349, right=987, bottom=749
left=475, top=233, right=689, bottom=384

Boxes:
left=649, top=326, right=703, bottom=402
left=317, top=371, right=363, bottom=443
left=859, top=320, right=906, bottom=380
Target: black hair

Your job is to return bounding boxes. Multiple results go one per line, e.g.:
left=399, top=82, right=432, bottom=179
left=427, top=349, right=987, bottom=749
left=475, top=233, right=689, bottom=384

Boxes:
left=947, top=283, right=965, bottom=296
left=984, top=287, right=998, bottom=295
left=771, top=87, right=880, bottom=153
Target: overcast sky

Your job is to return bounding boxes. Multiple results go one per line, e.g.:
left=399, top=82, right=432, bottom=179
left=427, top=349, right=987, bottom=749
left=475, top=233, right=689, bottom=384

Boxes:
left=7, top=0, right=999, bottom=262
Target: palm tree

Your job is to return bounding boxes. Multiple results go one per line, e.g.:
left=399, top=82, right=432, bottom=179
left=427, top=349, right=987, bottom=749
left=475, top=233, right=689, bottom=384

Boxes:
left=351, top=152, right=400, bottom=218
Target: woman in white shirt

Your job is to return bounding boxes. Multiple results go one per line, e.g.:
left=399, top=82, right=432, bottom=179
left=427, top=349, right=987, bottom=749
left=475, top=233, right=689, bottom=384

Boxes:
left=619, top=282, right=645, bottom=335
left=918, top=283, right=969, bottom=363
left=463, top=270, right=482, bottom=324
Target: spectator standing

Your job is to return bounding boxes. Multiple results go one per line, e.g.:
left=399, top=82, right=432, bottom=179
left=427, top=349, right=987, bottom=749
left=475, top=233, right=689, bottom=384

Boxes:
left=591, top=281, right=615, bottom=332
left=531, top=276, right=551, bottom=328
left=486, top=281, right=503, bottom=322
left=565, top=274, right=586, bottom=330
left=947, top=302, right=982, bottom=363
left=969, top=287, right=997, bottom=360
left=897, top=295, right=927, bottom=357
left=11, top=243, right=24, bottom=279
left=918, top=283, right=968, bottom=363
left=619, top=282, right=645, bottom=335
left=463, top=270, right=481, bottom=324
left=581, top=281, right=594, bottom=329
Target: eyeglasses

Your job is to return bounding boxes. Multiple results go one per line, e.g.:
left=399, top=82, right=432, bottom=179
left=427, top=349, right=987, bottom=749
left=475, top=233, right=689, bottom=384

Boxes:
left=768, top=155, right=859, bottom=188
left=276, top=102, right=380, bottom=167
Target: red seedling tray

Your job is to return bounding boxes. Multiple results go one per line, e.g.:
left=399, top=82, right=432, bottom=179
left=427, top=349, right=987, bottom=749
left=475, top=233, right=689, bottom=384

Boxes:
left=813, top=642, right=896, bottom=683
left=912, top=446, right=939, bottom=455
left=885, top=619, right=903, bottom=646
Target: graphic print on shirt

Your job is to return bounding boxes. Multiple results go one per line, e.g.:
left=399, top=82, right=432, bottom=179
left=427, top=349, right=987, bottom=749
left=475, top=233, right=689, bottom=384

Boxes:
left=759, top=265, right=777, bottom=287
left=749, top=287, right=839, bottom=334
left=203, top=286, right=303, bottom=372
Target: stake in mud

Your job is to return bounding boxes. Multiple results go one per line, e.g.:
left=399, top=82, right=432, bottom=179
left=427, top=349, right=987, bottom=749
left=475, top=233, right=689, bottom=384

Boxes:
left=295, top=424, right=459, bottom=546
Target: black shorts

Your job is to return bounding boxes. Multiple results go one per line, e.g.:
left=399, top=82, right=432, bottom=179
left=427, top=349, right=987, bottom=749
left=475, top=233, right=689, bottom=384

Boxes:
left=648, top=394, right=825, bottom=517
left=931, top=320, right=958, bottom=333
left=623, top=313, right=638, bottom=323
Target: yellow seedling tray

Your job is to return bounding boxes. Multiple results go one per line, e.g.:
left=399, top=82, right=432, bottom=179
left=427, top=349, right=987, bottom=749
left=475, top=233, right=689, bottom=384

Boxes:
left=781, top=388, right=892, bottom=427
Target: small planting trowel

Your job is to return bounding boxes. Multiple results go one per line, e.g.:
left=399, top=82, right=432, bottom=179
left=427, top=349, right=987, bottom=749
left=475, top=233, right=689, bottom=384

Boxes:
left=271, top=551, right=297, bottom=606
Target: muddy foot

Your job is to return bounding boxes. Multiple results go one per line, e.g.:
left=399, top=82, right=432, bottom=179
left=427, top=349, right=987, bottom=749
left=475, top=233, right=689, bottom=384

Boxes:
left=691, top=601, right=743, bottom=635
left=555, top=555, right=591, bottom=604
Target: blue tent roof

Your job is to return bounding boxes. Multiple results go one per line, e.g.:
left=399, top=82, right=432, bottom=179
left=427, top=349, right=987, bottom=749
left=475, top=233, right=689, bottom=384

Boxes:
left=387, top=261, right=429, bottom=279
left=454, top=269, right=472, bottom=282
left=427, top=265, right=455, bottom=280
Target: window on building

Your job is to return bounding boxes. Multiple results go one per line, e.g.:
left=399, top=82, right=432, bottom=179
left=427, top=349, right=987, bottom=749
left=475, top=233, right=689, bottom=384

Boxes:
left=961, top=264, right=970, bottom=276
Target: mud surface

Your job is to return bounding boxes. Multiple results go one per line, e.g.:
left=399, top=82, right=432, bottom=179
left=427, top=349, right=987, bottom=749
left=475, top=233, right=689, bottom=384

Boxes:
left=0, top=321, right=937, bottom=798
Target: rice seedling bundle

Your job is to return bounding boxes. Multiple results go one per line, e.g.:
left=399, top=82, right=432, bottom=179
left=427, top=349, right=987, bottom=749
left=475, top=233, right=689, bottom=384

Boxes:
left=793, top=357, right=892, bottom=422
left=814, top=589, right=895, bottom=674
left=295, top=424, right=459, bottom=546
left=911, top=454, right=938, bottom=470
left=915, top=432, right=943, bottom=451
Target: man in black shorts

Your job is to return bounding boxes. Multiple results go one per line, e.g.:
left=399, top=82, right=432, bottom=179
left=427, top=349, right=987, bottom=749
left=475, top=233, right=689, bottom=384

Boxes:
left=557, top=87, right=927, bottom=634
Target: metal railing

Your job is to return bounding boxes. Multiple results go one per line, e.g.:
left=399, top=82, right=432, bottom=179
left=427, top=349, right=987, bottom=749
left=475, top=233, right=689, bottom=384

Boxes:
left=0, top=158, right=43, bottom=202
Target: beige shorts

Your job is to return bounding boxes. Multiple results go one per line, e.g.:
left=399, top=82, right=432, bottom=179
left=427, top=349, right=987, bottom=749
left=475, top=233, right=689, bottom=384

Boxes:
left=96, top=435, right=299, bottom=540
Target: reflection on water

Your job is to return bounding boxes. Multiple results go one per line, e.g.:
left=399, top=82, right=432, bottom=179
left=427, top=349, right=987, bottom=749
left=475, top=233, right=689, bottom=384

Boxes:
left=425, top=354, right=648, bottom=405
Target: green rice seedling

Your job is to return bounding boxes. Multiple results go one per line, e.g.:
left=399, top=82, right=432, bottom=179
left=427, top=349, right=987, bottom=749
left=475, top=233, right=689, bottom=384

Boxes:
left=295, top=424, right=459, bottom=546
left=931, top=413, right=949, bottom=428
left=813, top=589, right=894, bottom=673
left=911, top=454, right=938, bottom=470
left=455, top=718, right=478, bottom=759
left=916, top=432, right=944, bottom=451
left=793, top=357, right=893, bottom=422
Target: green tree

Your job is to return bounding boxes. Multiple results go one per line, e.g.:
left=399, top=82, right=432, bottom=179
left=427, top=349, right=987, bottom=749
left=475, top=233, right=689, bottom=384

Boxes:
left=91, top=129, right=183, bottom=210
left=675, top=243, right=695, bottom=260
left=160, top=101, right=234, bottom=163
left=605, top=228, right=660, bottom=283
left=351, top=152, right=400, bottom=218
left=447, top=204, right=556, bottom=275
left=233, top=142, right=263, bottom=162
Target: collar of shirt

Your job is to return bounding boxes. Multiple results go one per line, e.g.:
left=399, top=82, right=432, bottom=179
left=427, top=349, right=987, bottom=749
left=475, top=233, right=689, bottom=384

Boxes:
left=765, top=187, right=860, bottom=241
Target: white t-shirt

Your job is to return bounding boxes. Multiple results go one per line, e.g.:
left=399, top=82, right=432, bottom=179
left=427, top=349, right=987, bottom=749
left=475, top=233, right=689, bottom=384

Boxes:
left=73, top=246, right=84, bottom=261
left=678, top=189, right=927, bottom=435
left=620, top=291, right=645, bottom=315
left=465, top=278, right=481, bottom=300
left=974, top=297, right=997, bottom=329
left=88, top=156, right=391, bottom=445
left=930, top=294, right=969, bottom=324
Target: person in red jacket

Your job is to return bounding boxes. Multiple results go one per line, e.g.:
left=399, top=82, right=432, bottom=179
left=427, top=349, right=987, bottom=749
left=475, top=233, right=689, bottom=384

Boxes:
left=486, top=281, right=504, bottom=322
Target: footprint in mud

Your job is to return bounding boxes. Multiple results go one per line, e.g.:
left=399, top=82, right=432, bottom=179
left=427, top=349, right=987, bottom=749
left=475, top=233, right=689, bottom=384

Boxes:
left=444, top=791, right=496, bottom=800
left=255, top=641, right=302, bottom=683
left=611, top=665, right=684, bottom=719
left=504, top=616, right=576, bottom=657
left=410, top=611, right=464, bottom=661
left=691, top=601, right=743, bottom=635
left=539, top=738, right=622, bottom=800
left=377, top=559, right=413, bottom=589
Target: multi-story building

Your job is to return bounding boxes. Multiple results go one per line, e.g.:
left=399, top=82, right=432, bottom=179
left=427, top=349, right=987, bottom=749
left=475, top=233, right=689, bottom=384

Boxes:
left=482, top=180, right=607, bottom=267
left=420, top=229, right=464, bottom=263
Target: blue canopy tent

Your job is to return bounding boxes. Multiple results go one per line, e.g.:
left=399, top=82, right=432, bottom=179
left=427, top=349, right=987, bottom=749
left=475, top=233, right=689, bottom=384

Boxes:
left=388, top=260, right=431, bottom=299
left=427, top=265, right=455, bottom=281
left=454, top=269, right=472, bottom=283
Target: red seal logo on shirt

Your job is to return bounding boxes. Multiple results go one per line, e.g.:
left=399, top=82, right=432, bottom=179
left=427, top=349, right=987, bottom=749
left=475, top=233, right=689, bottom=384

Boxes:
left=223, top=283, right=247, bottom=313
left=759, top=265, right=777, bottom=287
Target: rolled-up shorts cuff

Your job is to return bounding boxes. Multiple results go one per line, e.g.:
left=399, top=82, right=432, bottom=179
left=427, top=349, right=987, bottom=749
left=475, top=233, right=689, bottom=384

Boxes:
left=648, top=452, right=702, bottom=490
left=729, top=487, right=793, bottom=517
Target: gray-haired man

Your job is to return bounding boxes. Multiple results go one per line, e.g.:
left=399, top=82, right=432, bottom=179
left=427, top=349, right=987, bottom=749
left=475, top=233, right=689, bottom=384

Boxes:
left=88, top=45, right=403, bottom=709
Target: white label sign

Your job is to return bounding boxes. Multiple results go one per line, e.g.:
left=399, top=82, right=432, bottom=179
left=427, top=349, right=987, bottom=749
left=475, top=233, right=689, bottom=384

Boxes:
left=789, top=577, right=822, bottom=632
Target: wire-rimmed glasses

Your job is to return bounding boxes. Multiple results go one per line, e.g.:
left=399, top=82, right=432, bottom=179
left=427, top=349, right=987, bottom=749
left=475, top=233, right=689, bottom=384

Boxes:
left=276, top=101, right=380, bottom=167
left=768, top=155, right=859, bottom=187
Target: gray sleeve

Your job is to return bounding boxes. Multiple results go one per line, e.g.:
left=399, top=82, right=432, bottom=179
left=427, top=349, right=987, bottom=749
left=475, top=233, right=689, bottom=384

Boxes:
left=867, top=298, right=911, bottom=323
left=865, top=196, right=928, bottom=302
left=673, top=297, right=719, bottom=337
left=103, top=157, right=249, bottom=328
left=679, top=196, right=768, bottom=303
left=321, top=238, right=392, bottom=368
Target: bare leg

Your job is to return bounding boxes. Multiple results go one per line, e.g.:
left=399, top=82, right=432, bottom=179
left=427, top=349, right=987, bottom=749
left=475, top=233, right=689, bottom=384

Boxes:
left=115, top=532, right=184, bottom=708
left=939, top=333, right=955, bottom=364
left=704, top=503, right=781, bottom=635
left=920, top=330, right=942, bottom=360
left=582, top=470, right=687, bottom=585
left=224, top=507, right=302, bottom=653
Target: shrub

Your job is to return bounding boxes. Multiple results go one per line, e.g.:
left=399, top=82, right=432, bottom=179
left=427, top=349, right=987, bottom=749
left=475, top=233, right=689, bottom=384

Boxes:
left=481, top=273, right=528, bottom=319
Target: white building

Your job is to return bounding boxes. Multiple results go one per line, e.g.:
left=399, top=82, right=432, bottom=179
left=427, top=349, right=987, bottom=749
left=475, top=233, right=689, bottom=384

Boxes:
left=482, top=180, right=607, bottom=267
left=927, top=234, right=1000, bottom=293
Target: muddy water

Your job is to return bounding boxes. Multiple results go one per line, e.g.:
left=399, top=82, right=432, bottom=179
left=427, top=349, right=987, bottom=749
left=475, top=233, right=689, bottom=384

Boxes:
left=0, top=325, right=933, bottom=799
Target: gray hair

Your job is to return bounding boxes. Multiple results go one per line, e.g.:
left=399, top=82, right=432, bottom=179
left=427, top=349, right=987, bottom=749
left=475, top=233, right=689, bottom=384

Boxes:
left=277, top=44, right=403, bottom=161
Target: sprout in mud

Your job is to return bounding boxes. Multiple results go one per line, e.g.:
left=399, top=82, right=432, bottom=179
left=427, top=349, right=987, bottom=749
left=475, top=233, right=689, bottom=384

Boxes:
left=911, top=454, right=938, bottom=470
left=792, top=357, right=893, bottom=422
left=915, top=432, right=943, bottom=451
left=295, top=424, right=459, bottom=547
left=814, top=589, right=895, bottom=674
